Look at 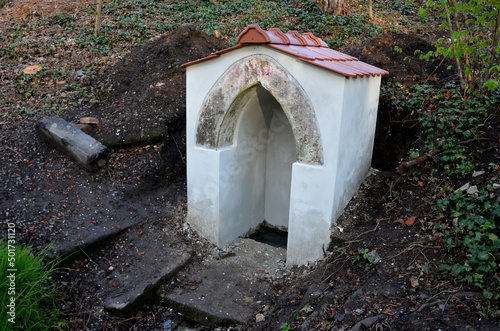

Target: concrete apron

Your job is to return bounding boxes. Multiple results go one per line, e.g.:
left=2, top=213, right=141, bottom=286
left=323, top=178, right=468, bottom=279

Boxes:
left=162, top=238, right=287, bottom=325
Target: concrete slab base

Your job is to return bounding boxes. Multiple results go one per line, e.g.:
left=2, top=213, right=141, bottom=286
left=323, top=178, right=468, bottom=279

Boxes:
left=162, top=238, right=287, bottom=325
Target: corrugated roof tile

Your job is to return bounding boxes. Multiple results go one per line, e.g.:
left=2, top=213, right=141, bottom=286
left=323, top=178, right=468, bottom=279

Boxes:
left=182, top=25, right=388, bottom=77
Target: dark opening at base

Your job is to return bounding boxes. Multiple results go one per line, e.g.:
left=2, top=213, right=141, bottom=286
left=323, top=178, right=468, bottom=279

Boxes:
left=248, top=227, right=288, bottom=249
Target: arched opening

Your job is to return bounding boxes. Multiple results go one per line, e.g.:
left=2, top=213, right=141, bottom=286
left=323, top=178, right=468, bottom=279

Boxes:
left=220, top=84, right=296, bottom=243
left=195, top=54, right=323, bottom=166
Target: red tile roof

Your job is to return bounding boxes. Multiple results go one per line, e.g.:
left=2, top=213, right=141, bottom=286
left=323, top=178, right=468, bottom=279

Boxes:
left=182, top=25, right=388, bottom=77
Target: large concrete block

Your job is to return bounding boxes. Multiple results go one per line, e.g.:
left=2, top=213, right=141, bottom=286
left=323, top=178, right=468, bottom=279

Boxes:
left=36, top=115, right=108, bottom=171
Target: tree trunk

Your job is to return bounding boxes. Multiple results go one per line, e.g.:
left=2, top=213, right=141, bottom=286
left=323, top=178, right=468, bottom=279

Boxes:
left=315, top=0, right=345, bottom=15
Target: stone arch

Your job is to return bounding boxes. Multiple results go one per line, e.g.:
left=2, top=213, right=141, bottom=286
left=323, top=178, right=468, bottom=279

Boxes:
left=196, top=54, right=324, bottom=165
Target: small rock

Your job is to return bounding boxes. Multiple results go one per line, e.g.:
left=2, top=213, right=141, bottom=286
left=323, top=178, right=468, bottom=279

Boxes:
left=467, top=185, right=478, bottom=195
left=419, top=294, right=428, bottom=300
left=472, top=170, right=485, bottom=177
left=455, top=182, right=470, bottom=193
left=350, top=315, right=384, bottom=331
left=367, top=249, right=381, bottom=263
left=493, top=183, right=500, bottom=190
left=255, top=313, right=265, bottom=323
left=336, top=313, right=345, bottom=322
left=355, top=308, right=364, bottom=314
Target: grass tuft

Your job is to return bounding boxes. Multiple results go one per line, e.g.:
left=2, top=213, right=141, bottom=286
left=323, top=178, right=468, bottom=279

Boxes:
left=0, top=240, right=63, bottom=330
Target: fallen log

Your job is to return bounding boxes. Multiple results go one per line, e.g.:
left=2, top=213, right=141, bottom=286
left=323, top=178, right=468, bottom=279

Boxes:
left=36, top=115, right=108, bottom=171
left=396, top=137, right=498, bottom=174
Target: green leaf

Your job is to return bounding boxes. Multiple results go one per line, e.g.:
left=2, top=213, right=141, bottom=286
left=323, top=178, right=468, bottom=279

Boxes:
left=483, top=289, right=493, bottom=299
left=483, top=79, right=499, bottom=92
left=486, top=233, right=498, bottom=243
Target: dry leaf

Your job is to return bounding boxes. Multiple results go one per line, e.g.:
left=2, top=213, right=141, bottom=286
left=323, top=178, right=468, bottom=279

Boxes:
left=405, top=216, right=416, bottom=226
left=23, top=65, right=42, bottom=75
left=410, top=277, right=419, bottom=287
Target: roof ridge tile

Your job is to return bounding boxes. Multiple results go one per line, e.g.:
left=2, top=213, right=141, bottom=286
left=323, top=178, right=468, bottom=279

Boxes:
left=269, top=28, right=290, bottom=44
left=303, top=32, right=328, bottom=47
left=286, top=31, right=309, bottom=46
left=184, top=25, right=388, bottom=77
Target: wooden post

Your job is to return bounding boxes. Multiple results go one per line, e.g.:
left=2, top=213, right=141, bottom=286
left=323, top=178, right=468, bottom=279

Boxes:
left=94, top=0, right=103, bottom=37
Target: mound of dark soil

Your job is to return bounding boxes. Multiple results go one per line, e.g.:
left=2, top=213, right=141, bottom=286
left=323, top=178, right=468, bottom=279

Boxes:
left=348, top=33, right=456, bottom=86
left=66, top=25, right=228, bottom=151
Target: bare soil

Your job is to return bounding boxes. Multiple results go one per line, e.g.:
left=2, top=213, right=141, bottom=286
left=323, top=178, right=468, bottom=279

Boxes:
left=1, top=0, right=500, bottom=330
left=0, top=0, right=109, bottom=21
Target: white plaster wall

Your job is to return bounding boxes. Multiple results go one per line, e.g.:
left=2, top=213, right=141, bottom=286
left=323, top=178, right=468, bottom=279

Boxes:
left=286, top=162, right=333, bottom=266
left=331, top=76, right=381, bottom=222
left=185, top=147, right=220, bottom=244
left=185, top=60, right=225, bottom=244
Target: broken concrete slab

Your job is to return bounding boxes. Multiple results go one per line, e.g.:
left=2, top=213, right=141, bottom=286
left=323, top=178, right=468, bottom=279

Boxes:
left=104, top=249, right=194, bottom=317
left=49, top=220, right=135, bottom=258
left=36, top=115, right=108, bottom=171
left=162, top=238, right=288, bottom=326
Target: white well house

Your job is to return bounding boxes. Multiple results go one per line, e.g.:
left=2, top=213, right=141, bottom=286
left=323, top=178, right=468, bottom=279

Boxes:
left=182, top=25, right=387, bottom=266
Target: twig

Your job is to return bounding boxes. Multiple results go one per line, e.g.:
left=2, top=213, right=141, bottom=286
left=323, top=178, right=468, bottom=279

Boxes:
left=322, top=259, right=349, bottom=283
left=416, top=291, right=483, bottom=312
left=106, top=167, right=115, bottom=182
left=168, top=128, right=186, bottom=165
left=441, top=295, right=451, bottom=314
left=78, top=246, right=97, bottom=266
left=343, top=221, right=380, bottom=245
left=385, top=242, right=439, bottom=261
left=381, top=311, right=395, bottom=316
left=396, top=137, right=497, bottom=174
left=423, top=57, right=446, bottom=86
left=4, top=145, right=22, bottom=156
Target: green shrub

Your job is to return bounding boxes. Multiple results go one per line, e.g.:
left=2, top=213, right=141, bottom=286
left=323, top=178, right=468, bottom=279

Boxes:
left=0, top=241, right=63, bottom=330
left=436, top=188, right=500, bottom=309
left=404, top=84, right=497, bottom=178
left=419, top=0, right=500, bottom=92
